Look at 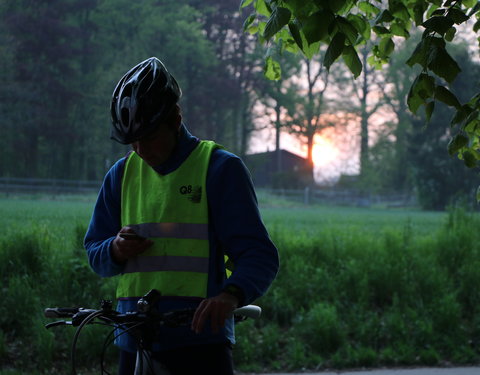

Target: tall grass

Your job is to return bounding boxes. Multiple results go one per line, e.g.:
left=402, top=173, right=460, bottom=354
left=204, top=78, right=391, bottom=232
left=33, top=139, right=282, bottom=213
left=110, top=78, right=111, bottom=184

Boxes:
left=1, top=196, right=479, bottom=373
left=235, top=205, right=480, bottom=371
left=1, top=197, right=117, bottom=374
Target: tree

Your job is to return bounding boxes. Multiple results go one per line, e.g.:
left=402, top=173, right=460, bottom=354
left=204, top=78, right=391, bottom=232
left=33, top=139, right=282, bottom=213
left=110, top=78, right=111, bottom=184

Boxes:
left=381, top=35, right=422, bottom=193
left=331, top=41, right=390, bottom=178
left=242, top=0, right=480, bottom=179
left=0, top=0, right=100, bottom=179
left=1, top=0, right=251, bottom=180
left=255, top=50, right=320, bottom=186
left=194, top=0, right=267, bottom=157
left=409, top=45, right=480, bottom=209
left=255, top=53, right=299, bottom=173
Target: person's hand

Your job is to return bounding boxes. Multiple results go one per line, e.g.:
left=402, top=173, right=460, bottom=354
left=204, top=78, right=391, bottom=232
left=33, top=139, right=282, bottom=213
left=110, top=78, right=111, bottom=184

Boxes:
left=110, top=226, right=153, bottom=263
left=191, top=292, right=239, bottom=334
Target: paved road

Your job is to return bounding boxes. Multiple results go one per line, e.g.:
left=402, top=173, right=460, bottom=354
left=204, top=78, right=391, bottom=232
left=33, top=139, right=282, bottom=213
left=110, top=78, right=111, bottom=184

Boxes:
left=242, top=367, right=480, bottom=375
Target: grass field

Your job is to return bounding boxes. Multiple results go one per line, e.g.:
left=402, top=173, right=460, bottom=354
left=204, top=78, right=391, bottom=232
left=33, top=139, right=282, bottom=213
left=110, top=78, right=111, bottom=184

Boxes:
left=1, top=193, right=479, bottom=373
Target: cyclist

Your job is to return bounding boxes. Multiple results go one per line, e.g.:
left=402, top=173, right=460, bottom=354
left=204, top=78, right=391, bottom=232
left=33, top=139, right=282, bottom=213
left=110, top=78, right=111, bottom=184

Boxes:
left=84, top=57, right=279, bottom=375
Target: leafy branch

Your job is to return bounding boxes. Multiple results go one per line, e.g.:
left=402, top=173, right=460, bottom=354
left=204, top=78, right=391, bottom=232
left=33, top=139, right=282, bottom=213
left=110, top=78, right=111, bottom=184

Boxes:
left=241, top=0, right=480, bottom=180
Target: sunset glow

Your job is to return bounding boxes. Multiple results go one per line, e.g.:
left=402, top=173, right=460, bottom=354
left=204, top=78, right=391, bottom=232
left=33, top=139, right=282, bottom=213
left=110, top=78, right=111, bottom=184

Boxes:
left=312, top=136, right=338, bottom=167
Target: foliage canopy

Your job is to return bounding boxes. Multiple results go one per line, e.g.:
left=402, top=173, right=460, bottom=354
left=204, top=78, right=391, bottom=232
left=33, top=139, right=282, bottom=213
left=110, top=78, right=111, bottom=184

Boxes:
left=242, top=0, right=480, bottom=186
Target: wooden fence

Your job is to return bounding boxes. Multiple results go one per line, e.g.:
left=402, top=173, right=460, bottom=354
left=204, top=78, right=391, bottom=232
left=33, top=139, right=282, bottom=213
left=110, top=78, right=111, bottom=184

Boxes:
left=264, top=187, right=417, bottom=207
left=0, top=178, right=416, bottom=207
left=0, top=177, right=101, bottom=194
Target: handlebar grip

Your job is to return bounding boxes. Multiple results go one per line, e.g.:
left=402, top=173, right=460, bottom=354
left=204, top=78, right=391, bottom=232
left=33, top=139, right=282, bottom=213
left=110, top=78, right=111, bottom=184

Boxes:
left=234, top=305, right=262, bottom=319
left=44, top=307, right=79, bottom=318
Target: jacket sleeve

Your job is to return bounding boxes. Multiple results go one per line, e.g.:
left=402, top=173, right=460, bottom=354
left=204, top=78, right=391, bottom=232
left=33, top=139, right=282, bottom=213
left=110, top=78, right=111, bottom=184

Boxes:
left=207, top=150, right=279, bottom=305
left=84, top=158, right=126, bottom=277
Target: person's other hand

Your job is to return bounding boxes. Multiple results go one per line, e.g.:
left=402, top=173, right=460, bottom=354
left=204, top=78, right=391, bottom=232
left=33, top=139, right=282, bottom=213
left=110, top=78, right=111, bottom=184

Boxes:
left=191, top=293, right=239, bottom=334
left=110, top=226, right=153, bottom=263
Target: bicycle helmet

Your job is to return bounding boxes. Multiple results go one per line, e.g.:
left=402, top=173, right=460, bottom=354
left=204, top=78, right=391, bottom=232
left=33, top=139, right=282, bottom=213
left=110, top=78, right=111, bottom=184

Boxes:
left=110, top=57, right=182, bottom=144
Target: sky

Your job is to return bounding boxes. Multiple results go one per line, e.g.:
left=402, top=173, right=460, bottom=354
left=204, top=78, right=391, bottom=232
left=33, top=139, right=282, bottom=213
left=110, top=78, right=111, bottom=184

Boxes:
left=248, top=122, right=361, bottom=185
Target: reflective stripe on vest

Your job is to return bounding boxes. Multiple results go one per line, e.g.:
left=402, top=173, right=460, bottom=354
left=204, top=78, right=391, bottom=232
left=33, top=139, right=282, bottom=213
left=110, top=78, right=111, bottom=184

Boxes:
left=126, top=222, right=208, bottom=240
left=123, top=255, right=209, bottom=274
left=117, top=140, right=219, bottom=299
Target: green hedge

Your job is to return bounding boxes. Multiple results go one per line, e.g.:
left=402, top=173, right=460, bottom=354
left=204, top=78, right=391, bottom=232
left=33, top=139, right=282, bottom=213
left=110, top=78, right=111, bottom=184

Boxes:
left=1, top=198, right=479, bottom=373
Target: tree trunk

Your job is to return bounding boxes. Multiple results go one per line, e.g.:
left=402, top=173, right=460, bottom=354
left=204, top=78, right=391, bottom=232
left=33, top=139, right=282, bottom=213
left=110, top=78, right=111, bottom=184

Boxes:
left=359, top=50, right=369, bottom=176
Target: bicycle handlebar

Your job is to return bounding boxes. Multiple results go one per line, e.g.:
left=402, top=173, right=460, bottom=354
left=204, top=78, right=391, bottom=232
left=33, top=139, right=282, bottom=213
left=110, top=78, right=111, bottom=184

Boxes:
left=45, top=305, right=262, bottom=320
left=44, top=289, right=261, bottom=375
left=232, top=305, right=262, bottom=320
left=45, top=307, right=96, bottom=319
left=44, top=289, right=262, bottom=328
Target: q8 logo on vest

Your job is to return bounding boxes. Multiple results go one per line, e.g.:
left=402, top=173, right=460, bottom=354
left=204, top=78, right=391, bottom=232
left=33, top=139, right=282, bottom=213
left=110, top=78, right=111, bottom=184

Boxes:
left=179, top=185, right=192, bottom=195
left=179, top=185, right=202, bottom=203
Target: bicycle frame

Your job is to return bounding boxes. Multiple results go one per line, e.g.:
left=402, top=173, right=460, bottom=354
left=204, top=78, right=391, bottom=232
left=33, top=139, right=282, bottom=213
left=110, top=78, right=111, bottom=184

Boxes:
left=135, top=350, right=170, bottom=375
left=44, top=289, right=261, bottom=375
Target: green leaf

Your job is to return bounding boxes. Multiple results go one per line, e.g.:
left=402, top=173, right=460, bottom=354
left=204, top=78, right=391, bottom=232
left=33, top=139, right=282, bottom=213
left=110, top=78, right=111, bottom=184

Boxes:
left=378, top=37, right=395, bottom=57
left=337, top=16, right=359, bottom=45
left=422, top=16, right=454, bottom=35
left=462, top=150, right=477, bottom=168
left=406, top=50, right=425, bottom=73
left=358, top=1, right=380, bottom=15
left=264, top=7, right=291, bottom=40
left=247, top=24, right=259, bottom=35
left=447, top=133, right=469, bottom=156
left=418, top=73, right=436, bottom=98
left=465, top=110, right=480, bottom=131
left=431, top=8, right=446, bottom=16
left=463, top=0, right=477, bottom=8
left=406, top=36, right=431, bottom=66
left=302, top=10, right=335, bottom=44
left=435, top=85, right=461, bottom=108
left=450, top=105, right=473, bottom=127
left=427, top=44, right=462, bottom=84
left=474, top=20, right=480, bottom=33
left=254, top=0, right=271, bottom=17
left=407, top=73, right=436, bottom=114
left=425, top=101, right=435, bottom=121
left=372, top=25, right=391, bottom=35
left=328, top=0, right=348, bottom=13
left=288, top=21, right=303, bottom=50
left=407, top=91, right=424, bottom=114
left=342, top=45, right=362, bottom=78
left=367, top=54, right=384, bottom=70
left=445, top=26, right=456, bottom=42
left=324, top=32, right=346, bottom=70
left=390, top=22, right=410, bottom=38
left=348, top=14, right=370, bottom=40
left=407, top=75, right=425, bottom=114
left=374, top=9, right=394, bottom=24
left=413, top=2, right=427, bottom=25
left=243, top=13, right=256, bottom=31
left=448, top=8, right=469, bottom=25
left=467, top=1, right=480, bottom=17
left=390, top=2, right=411, bottom=22
left=303, top=41, right=320, bottom=59
left=264, top=56, right=281, bottom=80
left=240, top=0, right=254, bottom=9
left=468, top=93, right=480, bottom=107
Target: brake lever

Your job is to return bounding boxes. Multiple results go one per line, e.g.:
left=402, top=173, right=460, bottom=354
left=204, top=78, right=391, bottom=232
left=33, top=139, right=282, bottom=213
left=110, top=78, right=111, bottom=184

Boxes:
left=45, top=320, right=73, bottom=329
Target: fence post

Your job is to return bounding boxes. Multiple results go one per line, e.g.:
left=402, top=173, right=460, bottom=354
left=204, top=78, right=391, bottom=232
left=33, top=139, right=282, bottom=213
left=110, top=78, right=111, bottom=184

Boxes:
left=304, top=186, right=310, bottom=205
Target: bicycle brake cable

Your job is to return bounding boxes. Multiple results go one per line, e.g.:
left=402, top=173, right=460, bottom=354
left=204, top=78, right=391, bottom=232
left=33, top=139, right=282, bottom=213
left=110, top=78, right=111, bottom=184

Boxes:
left=71, top=310, right=104, bottom=375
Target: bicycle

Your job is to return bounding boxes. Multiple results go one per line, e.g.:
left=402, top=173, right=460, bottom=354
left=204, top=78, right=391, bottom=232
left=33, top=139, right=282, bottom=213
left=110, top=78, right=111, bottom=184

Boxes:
left=44, top=289, right=261, bottom=375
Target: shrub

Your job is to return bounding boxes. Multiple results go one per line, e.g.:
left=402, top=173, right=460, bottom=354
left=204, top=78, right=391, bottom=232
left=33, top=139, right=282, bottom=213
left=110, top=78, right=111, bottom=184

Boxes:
left=293, top=302, right=345, bottom=355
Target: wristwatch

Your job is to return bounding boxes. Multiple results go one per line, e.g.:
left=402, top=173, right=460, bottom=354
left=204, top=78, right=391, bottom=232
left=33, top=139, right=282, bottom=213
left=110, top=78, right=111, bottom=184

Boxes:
left=222, top=284, right=245, bottom=304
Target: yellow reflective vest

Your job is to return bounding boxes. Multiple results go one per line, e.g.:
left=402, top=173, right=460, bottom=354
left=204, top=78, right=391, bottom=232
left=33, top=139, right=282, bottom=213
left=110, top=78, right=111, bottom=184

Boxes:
left=116, top=141, right=219, bottom=299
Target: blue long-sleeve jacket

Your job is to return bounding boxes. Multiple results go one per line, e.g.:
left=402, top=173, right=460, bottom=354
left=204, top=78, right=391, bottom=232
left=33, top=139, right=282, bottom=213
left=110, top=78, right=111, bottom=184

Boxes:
left=84, top=124, right=279, bottom=352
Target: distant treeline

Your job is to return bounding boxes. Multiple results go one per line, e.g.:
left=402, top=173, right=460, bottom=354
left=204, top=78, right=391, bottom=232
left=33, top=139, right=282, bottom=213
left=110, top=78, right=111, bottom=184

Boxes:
left=1, top=1, right=479, bottom=210
left=0, top=0, right=263, bottom=181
